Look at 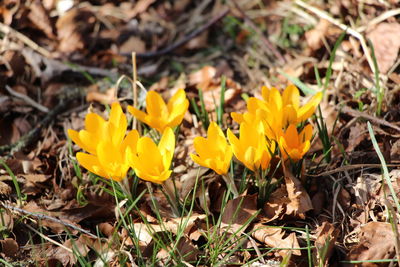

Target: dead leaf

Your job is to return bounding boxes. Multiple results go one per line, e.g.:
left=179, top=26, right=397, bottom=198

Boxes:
left=263, top=185, right=288, bottom=222
left=305, top=19, right=330, bottom=51
left=221, top=194, right=257, bottom=234
left=184, top=30, right=209, bottom=50
left=346, top=123, right=368, bottom=152
left=284, top=166, right=313, bottom=219
left=56, top=8, right=95, bottom=53
left=86, top=86, right=117, bottom=105
left=126, top=0, right=156, bottom=18
left=0, top=238, right=18, bottom=257
left=28, top=0, right=56, bottom=39
left=48, top=237, right=89, bottom=266
left=251, top=223, right=301, bottom=257
left=0, top=208, right=13, bottom=231
left=119, top=36, right=146, bottom=54
left=314, top=222, right=339, bottom=266
left=347, top=222, right=400, bottom=266
left=367, top=22, right=400, bottom=73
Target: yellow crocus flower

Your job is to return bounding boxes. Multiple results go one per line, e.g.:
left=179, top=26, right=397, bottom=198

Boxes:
left=68, top=102, right=139, bottom=181
left=190, top=122, right=232, bottom=175
left=128, top=89, right=189, bottom=133
left=127, top=127, right=175, bottom=184
left=227, top=120, right=275, bottom=172
left=279, top=124, right=313, bottom=162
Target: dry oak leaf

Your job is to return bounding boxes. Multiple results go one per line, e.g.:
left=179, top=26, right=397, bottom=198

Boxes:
left=284, top=168, right=313, bottom=219
left=367, top=22, right=400, bottom=73
left=314, top=222, right=339, bottom=266
left=263, top=184, right=288, bottom=222
left=221, top=194, right=258, bottom=234
left=251, top=223, right=301, bottom=257
left=0, top=238, right=18, bottom=257
left=347, top=222, right=400, bottom=266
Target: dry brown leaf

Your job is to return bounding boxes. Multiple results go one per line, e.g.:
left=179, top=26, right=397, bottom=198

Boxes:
left=86, top=86, right=117, bottom=105
left=221, top=194, right=257, bottom=234
left=126, top=0, right=156, bottom=18
left=347, top=222, right=400, bottom=266
left=184, top=30, right=209, bottom=50
left=119, top=36, right=146, bottom=54
left=49, top=238, right=89, bottom=266
left=305, top=19, right=330, bottom=51
left=251, top=223, right=301, bottom=257
left=263, top=185, right=288, bottom=222
left=314, top=222, right=339, bottom=266
left=346, top=123, right=368, bottom=152
left=56, top=8, right=94, bottom=53
left=28, top=0, right=56, bottom=39
left=0, top=238, right=18, bottom=257
left=284, top=167, right=313, bottom=219
left=367, top=22, right=400, bottom=73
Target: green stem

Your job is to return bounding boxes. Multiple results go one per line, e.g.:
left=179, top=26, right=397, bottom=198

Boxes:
left=222, top=173, right=239, bottom=198
left=162, top=181, right=180, bottom=217
left=118, top=178, right=131, bottom=199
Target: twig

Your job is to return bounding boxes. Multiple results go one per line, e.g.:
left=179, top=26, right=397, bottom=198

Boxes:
left=306, top=163, right=400, bottom=177
left=341, top=106, right=400, bottom=132
left=5, top=85, right=49, bottom=113
left=0, top=22, right=52, bottom=58
left=294, top=0, right=374, bottom=73
left=0, top=87, right=84, bottom=157
left=25, top=224, right=73, bottom=253
left=2, top=203, right=98, bottom=239
left=230, top=0, right=286, bottom=64
left=122, top=8, right=230, bottom=59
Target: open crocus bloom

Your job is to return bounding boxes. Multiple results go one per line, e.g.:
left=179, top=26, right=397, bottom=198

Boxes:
left=68, top=102, right=138, bottom=181
left=190, top=122, right=232, bottom=175
left=227, top=120, right=275, bottom=172
left=127, top=127, right=175, bottom=184
left=279, top=124, right=313, bottom=162
left=128, top=89, right=189, bottom=133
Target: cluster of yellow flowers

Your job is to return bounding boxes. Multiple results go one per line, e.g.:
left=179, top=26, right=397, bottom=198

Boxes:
left=68, top=89, right=188, bottom=184
left=68, top=85, right=321, bottom=188
left=191, top=85, right=322, bottom=175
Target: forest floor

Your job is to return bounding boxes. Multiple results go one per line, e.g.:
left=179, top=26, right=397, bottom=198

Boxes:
left=1, top=0, right=400, bottom=266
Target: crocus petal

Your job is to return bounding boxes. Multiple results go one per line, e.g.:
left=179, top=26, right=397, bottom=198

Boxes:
left=127, top=106, right=148, bottom=125
left=282, top=84, right=300, bottom=108
left=109, top=102, right=127, bottom=146
left=76, top=152, right=108, bottom=178
left=68, top=129, right=88, bottom=152
left=297, top=92, right=322, bottom=122
left=146, top=91, right=168, bottom=118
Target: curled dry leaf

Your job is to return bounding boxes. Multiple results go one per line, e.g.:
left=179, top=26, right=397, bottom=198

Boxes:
left=188, top=65, right=241, bottom=111
left=313, top=222, right=339, bottom=266
left=305, top=19, right=330, bottom=51
left=347, top=222, right=400, bottom=266
left=251, top=223, right=301, bottom=257
left=0, top=238, right=18, bottom=257
left=28, top=0, right=56, bottom=39
left=263, top=185, right=288, bottom=222
left=47, top=237, right=89, bottom=266
left=367, top=22, right=400, bottom=73
left=284, top=167, right=313, bottom=219
left=221, top=194, right=257, bottom=234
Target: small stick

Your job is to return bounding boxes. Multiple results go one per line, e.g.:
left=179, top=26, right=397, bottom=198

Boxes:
left=2, top=203, right=98, bottom=239
left=231, top=0, right=286, bottom=64
left=341, top=106, right=400, bottom=132
left=0, top=22, right=52, bottom=58
left=5, top=85, right=49, bottom=113
left=122, top=8, right=230, bottom=59
left=295, top=0, right=375, bottom=73
left=131, top=52, right=138, bottom=130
